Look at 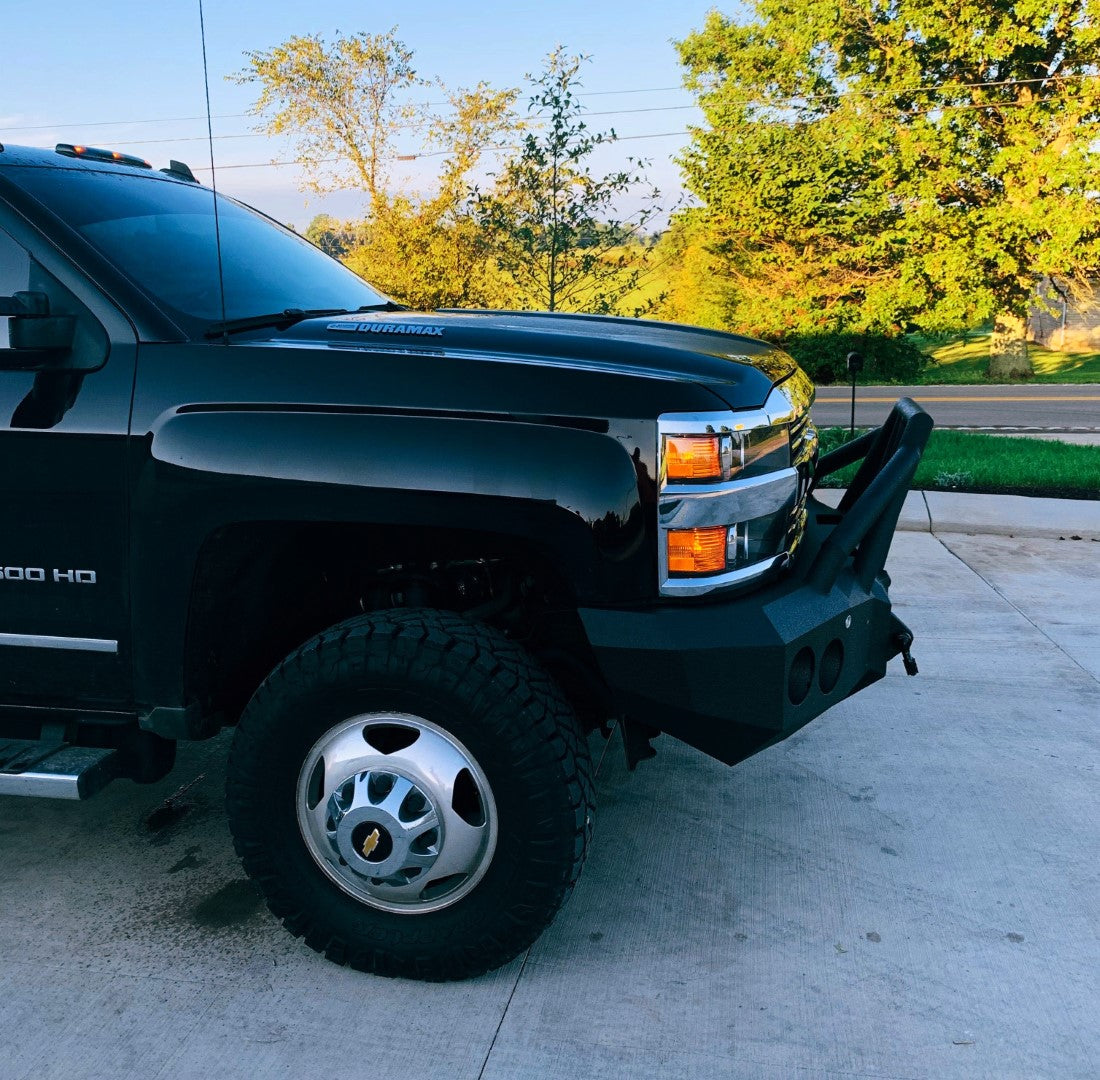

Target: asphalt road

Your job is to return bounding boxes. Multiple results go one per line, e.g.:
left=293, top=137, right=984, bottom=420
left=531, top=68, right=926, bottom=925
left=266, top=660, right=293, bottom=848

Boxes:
left=2, top=525, right=1098, bottom=1079
left=812, top=383, right=1100, bottom=432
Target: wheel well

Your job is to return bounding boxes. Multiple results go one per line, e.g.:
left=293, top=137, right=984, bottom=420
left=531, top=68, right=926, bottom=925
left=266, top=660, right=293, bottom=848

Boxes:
left=183, top=522, right=610, bottom=732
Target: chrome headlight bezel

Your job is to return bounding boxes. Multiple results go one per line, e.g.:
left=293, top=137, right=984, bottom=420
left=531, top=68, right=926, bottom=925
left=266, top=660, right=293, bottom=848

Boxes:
left=657, top=376, right=817, bottom=598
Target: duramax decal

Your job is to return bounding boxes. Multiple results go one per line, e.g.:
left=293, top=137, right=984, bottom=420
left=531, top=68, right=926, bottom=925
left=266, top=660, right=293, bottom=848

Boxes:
left=0, top=567, right=97, bottom=584
left=327, top=322, right=445, bottom=337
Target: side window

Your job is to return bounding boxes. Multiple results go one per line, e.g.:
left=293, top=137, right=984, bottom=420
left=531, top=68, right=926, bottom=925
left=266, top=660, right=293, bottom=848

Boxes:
left=0, top=227, right=32, bottom=349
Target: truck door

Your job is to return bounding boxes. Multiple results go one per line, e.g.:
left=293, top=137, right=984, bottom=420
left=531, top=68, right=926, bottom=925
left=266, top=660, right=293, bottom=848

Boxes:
left=0, top=214, right=136, bottom=709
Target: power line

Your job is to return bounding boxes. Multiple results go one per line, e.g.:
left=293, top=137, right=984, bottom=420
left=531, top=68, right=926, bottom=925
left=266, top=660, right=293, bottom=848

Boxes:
left=583, top=104, right=695, bottom=118
left=614, top=131, right=687, bottom=142
left=574, top=85, right=683, bottom=97
left=187, top=80, right=1094, bottom=174
left=8, top=69, right=1094, bottom=141
left=696, top=69, right=1100, bottom=109
left=864, top=68, right=1100, bottom=97
left=111, top=131, right=271, bottom=147
left=0, top=85, right=694, bottom=136
left=186, top=130, right=693, bottom=172
left=191, top=148, right=504, bottom=172
left=0, top=112, right=250, bottom=134
left=7, top=68, right=1099, bottom=139
left=12, top=69, right=1090, bottom=173
left=85, top=103, right=698, bottom=149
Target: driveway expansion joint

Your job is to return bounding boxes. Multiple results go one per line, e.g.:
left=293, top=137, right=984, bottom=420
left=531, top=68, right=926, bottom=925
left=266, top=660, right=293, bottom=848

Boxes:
left=919, top=490, right=933, bottom=532
left=934, top=534, right=1100, bottom=690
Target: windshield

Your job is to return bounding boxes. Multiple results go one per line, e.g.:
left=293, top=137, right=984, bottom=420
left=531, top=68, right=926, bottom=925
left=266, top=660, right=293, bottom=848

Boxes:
left=9, top=166, right=387, bottom=331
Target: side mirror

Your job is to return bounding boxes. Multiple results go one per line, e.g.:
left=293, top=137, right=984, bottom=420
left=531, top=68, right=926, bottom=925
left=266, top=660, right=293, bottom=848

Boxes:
left=0, top=291, right=75, bottom=370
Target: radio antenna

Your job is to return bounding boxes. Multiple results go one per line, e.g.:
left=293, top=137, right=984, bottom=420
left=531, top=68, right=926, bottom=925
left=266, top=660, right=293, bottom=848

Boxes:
left=199, top=0, right=229, bottom=344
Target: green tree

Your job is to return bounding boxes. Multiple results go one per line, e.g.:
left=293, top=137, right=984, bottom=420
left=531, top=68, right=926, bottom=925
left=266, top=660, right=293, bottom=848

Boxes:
left=344, top=83, right=521, bottom=309
left=650, top=212, right=728, bottom=329
left=233, top=27, right=422, bottom=203
left=234, top=33, right=519, bottom=309
left=677, top=3, right=1100, bottom=377
left=304, top=214, right=357, bottom=258
left=475, top=48, right=662, bottom=314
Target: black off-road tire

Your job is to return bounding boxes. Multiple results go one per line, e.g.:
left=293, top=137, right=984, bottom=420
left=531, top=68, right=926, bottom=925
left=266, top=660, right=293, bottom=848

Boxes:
left=226, top=607, right=594, bottom=981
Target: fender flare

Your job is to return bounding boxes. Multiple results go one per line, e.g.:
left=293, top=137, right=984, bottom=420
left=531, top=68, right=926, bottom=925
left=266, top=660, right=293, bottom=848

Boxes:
left=130, top=407, right=649, bottom=706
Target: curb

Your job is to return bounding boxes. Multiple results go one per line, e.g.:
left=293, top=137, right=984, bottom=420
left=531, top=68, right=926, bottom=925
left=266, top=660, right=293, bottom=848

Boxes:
left=816, top=489, right=1100, bottom=541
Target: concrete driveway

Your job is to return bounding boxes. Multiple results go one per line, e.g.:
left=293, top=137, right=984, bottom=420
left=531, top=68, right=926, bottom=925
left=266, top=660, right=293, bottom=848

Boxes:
left=1, top=528, right=1098, bottom=1080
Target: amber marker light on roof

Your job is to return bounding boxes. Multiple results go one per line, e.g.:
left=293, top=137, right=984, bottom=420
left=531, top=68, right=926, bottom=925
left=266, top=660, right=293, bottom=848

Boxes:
left=665, top=435, right=722, bottom=480
left=55, top=143, right=152, bottom=169
left=667, top=526, right=728, bottom=574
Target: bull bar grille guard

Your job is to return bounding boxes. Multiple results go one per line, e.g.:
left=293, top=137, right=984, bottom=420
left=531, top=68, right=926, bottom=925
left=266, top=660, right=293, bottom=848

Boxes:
left=805, top=396, right=933, bottom=594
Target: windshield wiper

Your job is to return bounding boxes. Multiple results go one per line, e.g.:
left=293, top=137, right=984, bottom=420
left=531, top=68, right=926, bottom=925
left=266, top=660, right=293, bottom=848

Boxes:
left=204, top=302, right=405, bottom=339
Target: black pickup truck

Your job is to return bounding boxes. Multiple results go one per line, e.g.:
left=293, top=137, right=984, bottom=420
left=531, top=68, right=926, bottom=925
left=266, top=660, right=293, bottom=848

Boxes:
left=0, top=142, right=931, bottom=980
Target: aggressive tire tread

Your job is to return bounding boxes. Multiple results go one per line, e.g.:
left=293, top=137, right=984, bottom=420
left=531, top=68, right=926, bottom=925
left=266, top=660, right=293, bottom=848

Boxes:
left=226, top=607, right=594, bottom=981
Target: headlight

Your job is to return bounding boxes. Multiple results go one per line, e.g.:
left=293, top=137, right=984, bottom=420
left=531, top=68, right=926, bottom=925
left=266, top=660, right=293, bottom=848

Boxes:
left=657, top=376, right=816, bottom=597
left=661, top=425, right=788, bottom=484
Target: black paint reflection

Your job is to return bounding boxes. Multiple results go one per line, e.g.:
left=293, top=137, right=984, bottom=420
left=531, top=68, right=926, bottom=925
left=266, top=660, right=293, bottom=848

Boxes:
left=11, top=370, right=86, bottom=429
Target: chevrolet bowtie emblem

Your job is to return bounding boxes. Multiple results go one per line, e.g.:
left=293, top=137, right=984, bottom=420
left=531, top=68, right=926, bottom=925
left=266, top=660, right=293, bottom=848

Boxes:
left=361, top=828, right=381, bottom=858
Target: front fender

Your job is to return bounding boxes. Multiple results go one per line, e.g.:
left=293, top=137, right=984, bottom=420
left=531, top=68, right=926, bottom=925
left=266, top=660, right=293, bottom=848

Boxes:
left=130, top=407, right=652, bottom=706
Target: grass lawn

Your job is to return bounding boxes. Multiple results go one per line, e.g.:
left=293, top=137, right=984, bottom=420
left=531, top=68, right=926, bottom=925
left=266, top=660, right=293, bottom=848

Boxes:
left=816, top=427, right=1100, bottom=500
left=916, top=331, right=1100, bottom=384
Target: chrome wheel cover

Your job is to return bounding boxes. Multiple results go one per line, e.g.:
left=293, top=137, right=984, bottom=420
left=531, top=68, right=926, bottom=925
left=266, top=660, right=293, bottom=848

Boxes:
left=296, top=713, right=498, bottom=914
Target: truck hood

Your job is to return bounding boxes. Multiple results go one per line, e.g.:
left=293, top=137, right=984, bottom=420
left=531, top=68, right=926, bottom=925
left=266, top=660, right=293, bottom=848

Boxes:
left=277, top=309, right=798, bottom=410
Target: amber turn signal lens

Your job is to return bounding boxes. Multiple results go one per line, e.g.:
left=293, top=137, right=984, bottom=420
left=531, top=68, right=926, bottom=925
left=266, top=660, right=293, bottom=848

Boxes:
left=665, top=436, right=721, bottom=480
left=667, top=526, right=728, bottom=574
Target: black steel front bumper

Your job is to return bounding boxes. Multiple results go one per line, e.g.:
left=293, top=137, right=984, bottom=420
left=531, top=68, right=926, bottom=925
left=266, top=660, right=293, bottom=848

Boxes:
left=579, top=398, right=933, bottom=766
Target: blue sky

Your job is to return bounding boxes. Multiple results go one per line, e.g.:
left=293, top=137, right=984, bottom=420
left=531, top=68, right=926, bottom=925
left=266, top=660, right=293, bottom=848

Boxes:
left=1, top=0, right=738, bottom=228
